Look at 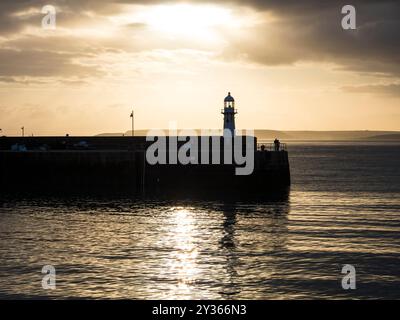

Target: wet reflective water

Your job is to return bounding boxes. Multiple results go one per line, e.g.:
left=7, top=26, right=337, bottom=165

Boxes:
left=0, top=142, right=399, bottom=299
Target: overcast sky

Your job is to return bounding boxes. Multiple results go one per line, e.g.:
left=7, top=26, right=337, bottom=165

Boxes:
left=0, top=0, right=399, bottom=135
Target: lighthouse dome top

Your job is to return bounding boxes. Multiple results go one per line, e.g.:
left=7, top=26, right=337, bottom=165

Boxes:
left=224, top=92, right=235, bottom=102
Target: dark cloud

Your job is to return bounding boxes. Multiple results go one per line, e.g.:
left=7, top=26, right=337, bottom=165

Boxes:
left=0, top=0, right=123, bottom=35
left=0, top=48, right=102, bottom=78
left=0, top=0, right=399, bottom=83
left=0, top=0, right=49, bottom=34
left=221, top=0, right=400, bottom=77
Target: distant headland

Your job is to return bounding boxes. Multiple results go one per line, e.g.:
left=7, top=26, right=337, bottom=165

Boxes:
left=97, top=130, right=400, bottom=141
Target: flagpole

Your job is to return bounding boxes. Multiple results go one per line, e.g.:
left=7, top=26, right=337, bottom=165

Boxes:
left=131, top=109, right=134, bottom=137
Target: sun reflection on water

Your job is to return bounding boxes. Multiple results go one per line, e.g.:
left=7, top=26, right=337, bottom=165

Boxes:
left=163, top=208, right=199, bottom=299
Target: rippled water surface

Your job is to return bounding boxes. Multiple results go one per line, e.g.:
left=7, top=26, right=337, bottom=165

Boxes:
left=0, top=142, right=399, bottom=299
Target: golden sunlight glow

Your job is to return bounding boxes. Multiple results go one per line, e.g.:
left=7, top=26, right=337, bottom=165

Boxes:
left=128, top=4, right=238, bottom=41
left=146, top=5, right=232, bottom=39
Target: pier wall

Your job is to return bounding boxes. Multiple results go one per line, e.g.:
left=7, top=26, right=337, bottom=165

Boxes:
left=0, top=136, right=290, bottom=196
left=0, top=151, right=143, bottom=194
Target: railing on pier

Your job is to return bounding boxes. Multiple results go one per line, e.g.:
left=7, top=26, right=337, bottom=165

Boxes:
left=257, top=143, right=287, bottom=151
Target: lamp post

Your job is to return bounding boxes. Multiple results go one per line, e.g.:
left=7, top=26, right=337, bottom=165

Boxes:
left=130, top=110, right=134, bottom=137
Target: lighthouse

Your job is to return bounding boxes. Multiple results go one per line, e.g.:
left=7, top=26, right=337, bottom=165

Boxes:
left=221, top=92, right=237, bottom=136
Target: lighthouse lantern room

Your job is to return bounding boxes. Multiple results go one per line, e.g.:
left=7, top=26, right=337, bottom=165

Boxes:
left=222, top=92, right=237, bottom=136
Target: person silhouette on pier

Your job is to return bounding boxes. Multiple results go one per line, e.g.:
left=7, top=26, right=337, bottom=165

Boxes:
left=274, top=138, right=280, bottom=151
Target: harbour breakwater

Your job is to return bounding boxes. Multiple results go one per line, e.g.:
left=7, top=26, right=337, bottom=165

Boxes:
left=0, top=136, right=290, bottom=197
